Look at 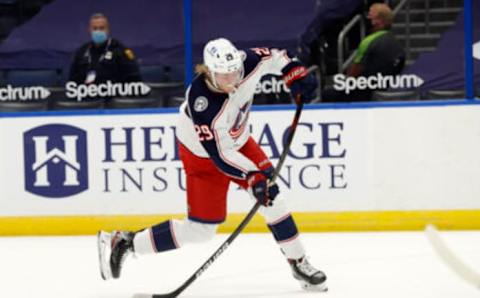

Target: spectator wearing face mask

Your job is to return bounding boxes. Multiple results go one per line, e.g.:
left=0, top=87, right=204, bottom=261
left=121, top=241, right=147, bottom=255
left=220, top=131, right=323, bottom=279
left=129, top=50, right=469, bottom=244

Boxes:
left=68, top=13, right=142, bottom=85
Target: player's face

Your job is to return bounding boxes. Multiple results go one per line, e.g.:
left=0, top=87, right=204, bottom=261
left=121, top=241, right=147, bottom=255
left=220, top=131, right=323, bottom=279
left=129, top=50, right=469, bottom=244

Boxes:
left=215, top=70, right=242, bottom=93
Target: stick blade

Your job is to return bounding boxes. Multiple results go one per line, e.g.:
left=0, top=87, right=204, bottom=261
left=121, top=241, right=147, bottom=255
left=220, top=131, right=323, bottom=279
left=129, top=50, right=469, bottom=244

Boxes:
left=132, top=294, right=152, bottom=298
left=425, top=224, right=480, bottom=289
left=133, top=293, right=178, bottom=298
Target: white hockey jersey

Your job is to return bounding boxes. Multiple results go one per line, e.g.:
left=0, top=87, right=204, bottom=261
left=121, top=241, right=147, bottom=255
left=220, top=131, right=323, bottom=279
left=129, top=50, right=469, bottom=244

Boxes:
left=176, top=48, right=295, bottom=179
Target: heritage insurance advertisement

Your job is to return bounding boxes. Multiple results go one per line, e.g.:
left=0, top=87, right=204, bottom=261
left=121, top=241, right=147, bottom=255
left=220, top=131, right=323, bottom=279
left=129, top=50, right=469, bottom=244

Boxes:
left=0, top=107, right=370, bottom=216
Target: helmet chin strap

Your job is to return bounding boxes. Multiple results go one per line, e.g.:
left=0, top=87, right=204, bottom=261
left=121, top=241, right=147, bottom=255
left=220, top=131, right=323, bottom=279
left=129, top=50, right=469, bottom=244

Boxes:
left=237, top=67, right=245, bottom=84
left=209, top=70, right=220, bottom=89
left=205, top=71, right=225, bottom=93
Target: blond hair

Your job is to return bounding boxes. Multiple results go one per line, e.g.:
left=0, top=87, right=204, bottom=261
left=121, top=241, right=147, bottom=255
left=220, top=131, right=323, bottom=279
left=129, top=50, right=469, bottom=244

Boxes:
left=195, top=64, right=221, bottom=91
left=195, top=64, right=209, bottom=76
left=370, top=3, right=394, bottom=28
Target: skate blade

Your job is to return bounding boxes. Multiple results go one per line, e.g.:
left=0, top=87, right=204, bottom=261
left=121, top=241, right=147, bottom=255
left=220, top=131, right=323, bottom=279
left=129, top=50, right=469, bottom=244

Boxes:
left=299, top=280, right=328, bottom=292
left=97, top=230, right=113, bottom=280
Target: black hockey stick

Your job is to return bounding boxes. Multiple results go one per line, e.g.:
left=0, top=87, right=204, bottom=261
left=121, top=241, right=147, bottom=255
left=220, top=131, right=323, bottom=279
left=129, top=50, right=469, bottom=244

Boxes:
left=134, top=66, right=315, bottom=298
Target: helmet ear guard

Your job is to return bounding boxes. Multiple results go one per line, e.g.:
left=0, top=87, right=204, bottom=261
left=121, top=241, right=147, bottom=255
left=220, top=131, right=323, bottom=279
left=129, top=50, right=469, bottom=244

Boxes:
left=203, top=38, right=244, bottom=88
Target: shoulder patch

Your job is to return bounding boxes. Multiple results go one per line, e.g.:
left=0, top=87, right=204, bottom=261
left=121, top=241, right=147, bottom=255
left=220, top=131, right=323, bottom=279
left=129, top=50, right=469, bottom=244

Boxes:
left=124, top=48, right=135, bottom=60
left=193, top=96, right=209, bottom=112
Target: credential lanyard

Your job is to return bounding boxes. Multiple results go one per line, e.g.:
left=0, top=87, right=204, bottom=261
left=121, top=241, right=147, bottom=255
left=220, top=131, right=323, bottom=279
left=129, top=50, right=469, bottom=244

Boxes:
left=84, top=38, right=112, bottom=65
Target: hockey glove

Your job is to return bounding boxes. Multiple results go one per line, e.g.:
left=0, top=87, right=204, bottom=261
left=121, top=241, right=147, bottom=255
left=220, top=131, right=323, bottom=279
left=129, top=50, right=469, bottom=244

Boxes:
left=247, top=171, right=279, bottom=207
left=282, top=64, right=317, bottom=104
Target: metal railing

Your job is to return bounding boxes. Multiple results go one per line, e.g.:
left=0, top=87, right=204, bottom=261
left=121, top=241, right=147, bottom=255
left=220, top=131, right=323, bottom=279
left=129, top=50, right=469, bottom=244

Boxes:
left=393, top=0, right=411, bottom=61
left=393, top=0, right=410, bottom=15
left=337, top=14, right=365, bottom=73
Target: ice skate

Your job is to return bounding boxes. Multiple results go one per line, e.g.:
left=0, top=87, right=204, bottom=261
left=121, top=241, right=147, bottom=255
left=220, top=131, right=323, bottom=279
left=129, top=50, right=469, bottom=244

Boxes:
left=97, top=230, right=135, bottom=280
left=289, top=257, right=328, bottom=291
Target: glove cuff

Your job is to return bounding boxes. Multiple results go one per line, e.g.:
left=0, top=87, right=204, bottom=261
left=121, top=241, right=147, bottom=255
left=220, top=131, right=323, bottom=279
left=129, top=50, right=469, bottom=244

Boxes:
left=283, top=66, right=308, bottom=87
left=247, top=171, right=266, bottom=187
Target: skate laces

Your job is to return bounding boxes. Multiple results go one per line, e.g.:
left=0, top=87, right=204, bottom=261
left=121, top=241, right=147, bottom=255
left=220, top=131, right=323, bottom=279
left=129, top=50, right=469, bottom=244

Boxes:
left=111, top=231, right=123, bottom=249
left=296, top=257, right=318, bottom=276
left=112, top=231, right=132, bottom=247
left=112, top=232, right=133, bottom=259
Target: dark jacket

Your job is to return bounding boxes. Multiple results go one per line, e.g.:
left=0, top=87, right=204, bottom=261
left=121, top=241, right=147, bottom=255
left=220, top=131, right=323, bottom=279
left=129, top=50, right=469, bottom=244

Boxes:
left=68, top=37, right=141, bottom=84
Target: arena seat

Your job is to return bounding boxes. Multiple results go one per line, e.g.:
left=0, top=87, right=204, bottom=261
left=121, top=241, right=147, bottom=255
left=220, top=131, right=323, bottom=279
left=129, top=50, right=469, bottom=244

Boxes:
left=5, top=69, right=59, bottom=87
left=0, top=100, right=47, bottom=112
left=149, top=82, right=184, bottom=107
left=426, top=89, right=465, bottom=100
left=164, top=96, right=185, bottom=107
left=372, top=90, right=421, bottom=101
left=253, top=93, right=292, bottom=105
left=50, top=99, right=105, bottom=110
left=164, top=65, right=184, bottom=82
left=253, top=95, right=270, bottom=105
left=58, top=67, right=70, bottom=85
left=105, top=97, right=160, bottom=109
left=139, top=65, right=168, bottom=83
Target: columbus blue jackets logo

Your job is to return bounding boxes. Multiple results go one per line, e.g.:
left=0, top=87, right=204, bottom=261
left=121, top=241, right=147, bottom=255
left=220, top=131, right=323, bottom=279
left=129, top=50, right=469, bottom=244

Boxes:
left=23, top=124, right=88, bottom=198
left=193, top=96, right=209, bottom=112
left=229, top=101, right=250, bottom=139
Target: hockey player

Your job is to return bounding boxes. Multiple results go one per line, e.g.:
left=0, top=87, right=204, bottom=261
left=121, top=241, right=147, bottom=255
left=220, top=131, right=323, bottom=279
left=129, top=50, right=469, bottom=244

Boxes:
left=98, top=38, right=327, bottom=291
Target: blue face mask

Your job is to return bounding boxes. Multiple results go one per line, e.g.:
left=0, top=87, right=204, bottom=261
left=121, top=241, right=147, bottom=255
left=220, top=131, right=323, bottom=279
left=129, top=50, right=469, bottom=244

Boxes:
left=91, top=30, right=108, bottom=44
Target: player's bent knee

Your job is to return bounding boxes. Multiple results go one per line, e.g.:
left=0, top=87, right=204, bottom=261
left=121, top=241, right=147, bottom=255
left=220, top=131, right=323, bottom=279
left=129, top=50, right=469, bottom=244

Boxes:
left=186, top=220, right=217, bottom=243
left=172, top=219, right=218, bottom=245
left=258, top=195, right=290, bottom=224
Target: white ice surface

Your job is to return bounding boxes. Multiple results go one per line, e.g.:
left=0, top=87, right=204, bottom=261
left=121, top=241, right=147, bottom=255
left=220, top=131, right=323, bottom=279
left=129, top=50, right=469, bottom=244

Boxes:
left=0, top=231, right=479, bottom=298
